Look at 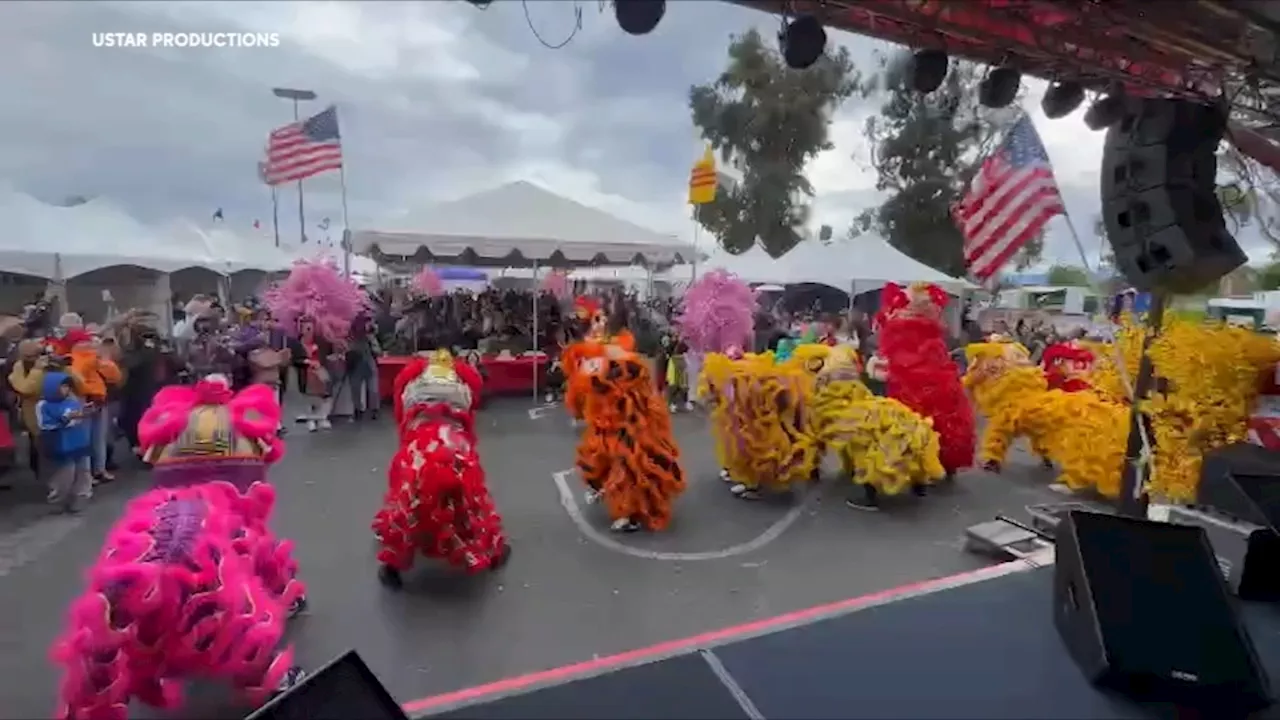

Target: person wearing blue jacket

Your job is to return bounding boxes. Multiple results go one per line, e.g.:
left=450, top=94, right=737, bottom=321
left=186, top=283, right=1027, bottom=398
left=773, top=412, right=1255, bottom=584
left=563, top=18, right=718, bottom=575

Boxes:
left=36, top=371, right=93, bottom=512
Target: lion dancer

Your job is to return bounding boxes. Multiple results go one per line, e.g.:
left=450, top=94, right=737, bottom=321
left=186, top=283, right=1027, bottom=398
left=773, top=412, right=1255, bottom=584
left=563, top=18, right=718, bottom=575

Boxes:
left=566, top=307, right=686, bottom=531
left=51, top=376, right=307, bottom=720
left=373, top=350, right=511, bottom=589
left=865, top=282, right=975, bottom=510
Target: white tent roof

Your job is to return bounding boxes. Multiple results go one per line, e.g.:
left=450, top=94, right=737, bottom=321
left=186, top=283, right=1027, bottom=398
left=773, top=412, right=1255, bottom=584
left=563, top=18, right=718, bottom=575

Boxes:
left=163, top=221, right=294, bottom=274
left=0, top=191, right=222, bottom=279
left=351, top=181, right=698, bottom=268
left=667, top=236, right=972, bottom=293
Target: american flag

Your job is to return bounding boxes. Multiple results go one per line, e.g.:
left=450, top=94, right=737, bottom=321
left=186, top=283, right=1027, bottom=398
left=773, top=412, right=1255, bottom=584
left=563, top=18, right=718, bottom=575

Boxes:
left=955, top=115, right=1065, bottom=284
left=262, top=105, right=343, bottom=186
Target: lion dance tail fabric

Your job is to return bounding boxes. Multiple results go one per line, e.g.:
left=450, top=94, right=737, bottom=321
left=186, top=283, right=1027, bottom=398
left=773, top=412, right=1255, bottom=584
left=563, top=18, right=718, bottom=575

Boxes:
left=567, top=344, right=686, bottom=532
left=373, top=351, right=510, bottom=586
left=52, top=378, right=305, bottom=719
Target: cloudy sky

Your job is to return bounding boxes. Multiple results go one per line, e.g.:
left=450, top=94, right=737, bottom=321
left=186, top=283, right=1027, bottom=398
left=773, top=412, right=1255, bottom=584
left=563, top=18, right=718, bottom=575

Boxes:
left=3, top=0, right=1271, bottom=279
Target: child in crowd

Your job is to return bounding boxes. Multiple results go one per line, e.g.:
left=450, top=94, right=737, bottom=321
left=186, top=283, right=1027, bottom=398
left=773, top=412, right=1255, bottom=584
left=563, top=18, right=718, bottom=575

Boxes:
left=36, top=371, right=93, bottom=513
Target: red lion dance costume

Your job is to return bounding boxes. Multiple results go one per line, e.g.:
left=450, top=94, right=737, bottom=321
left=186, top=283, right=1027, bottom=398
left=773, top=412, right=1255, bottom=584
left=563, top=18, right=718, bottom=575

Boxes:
left=1042, top=342, right=1096, bottom=393
left=51, top=377, right=306, bottom=720
left=874, top=282, right=976, bottom=477
left=373, top=350, right=511, bottom=589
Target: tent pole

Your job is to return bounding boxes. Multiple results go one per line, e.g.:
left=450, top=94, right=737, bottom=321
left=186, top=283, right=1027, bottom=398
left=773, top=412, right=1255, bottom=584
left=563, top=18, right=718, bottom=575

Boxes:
left=532, top=260, right=540, bottom=404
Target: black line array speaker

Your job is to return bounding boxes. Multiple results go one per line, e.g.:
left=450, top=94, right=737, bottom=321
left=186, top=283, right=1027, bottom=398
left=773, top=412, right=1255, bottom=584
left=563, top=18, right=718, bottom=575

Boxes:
left=1053, top=510, right=1271, bottom=714
left=246, top=650, right=408, bottom=720
left=1101, top=98, right=1244, bottom=295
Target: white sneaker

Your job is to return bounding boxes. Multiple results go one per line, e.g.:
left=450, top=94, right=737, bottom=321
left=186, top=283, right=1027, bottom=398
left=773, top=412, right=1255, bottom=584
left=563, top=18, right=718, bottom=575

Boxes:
left=544, top=393, right=554, bottom=403
left=668, top=403, right=678, bottom=413
left=307, top=420, right=318, bottom=433
left=684, top=401, right=695, bottom=412
left=318, top=419, right=332, bottom=430
left=610, top=517, right=640, bottom=533
left=583, top=489, right=601, bottom=505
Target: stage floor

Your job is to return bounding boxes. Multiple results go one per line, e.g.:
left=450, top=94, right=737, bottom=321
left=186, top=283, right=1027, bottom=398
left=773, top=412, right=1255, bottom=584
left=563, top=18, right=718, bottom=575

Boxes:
left=414, top=557, right=1280, bottom=720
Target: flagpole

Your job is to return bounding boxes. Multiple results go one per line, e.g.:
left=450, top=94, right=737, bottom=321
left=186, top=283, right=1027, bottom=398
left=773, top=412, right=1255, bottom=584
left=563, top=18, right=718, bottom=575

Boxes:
left=340, top=164, right=352, bottom=277
left=293, top=100, right=307, bottom=247
left=271, top=185, right=281, bottom=248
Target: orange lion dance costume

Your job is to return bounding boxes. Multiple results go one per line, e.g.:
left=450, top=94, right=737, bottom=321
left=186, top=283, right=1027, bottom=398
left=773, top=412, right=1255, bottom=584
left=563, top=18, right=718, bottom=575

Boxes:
left=565, top=333, right=686, bottom=533
left=51, top=377, right=307, bottom=720
left=560, top=296, right=636, bottom=422
left=874, top=282, right=975, bottom=478
left=373, top=350, right=511, bottom=589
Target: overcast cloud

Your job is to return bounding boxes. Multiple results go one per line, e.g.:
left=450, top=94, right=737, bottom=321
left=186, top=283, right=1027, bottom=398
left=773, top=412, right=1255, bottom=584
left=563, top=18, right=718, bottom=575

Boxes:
left=1, top=0, right=1270, bottom=280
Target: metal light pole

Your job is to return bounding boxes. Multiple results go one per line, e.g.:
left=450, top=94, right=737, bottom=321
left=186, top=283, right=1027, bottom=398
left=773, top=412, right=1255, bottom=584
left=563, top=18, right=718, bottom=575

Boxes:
left=272, top=87, right=317, bottom=247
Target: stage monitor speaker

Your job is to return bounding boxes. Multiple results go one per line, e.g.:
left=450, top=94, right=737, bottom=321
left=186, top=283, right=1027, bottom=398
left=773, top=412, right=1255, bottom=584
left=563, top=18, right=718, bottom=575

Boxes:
left=1101, top=98, right=1244, bottom=295
left=1053, top=510, right=1271, bottom=713
left=1199, top=442, right=1280, bottom=533
left=245, top=650, right=408, bottom=720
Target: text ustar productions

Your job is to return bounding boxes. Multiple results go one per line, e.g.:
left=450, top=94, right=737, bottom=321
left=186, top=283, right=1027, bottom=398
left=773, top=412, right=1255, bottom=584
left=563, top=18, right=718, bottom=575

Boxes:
left=92, top=32, right=281, bottom=48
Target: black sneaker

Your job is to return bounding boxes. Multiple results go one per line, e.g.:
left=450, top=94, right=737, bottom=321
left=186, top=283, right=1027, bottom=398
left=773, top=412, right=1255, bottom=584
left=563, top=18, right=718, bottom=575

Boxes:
left=845, top=497, right=880, bottom=512
left=911, top=483, right=928, bottom=497
left=378, top=564, right=403, bottom=590
left=287, top=595, right=308, bottom=619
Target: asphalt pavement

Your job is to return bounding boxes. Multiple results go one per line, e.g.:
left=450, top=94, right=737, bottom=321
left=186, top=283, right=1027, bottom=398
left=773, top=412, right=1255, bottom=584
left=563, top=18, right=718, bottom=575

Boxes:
left=0, top=398, right=1064, bottom=718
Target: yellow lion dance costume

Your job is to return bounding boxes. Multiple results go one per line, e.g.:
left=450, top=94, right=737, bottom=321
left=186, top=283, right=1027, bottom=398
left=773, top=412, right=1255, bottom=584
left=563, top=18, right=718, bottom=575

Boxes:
left=1086, top=316, right=1280, bottom=502
left=964, top=340, right=1130, bottom=497
left=807, top=345, right=945, bottom=508
left=697, top=348, right=820, bottom=500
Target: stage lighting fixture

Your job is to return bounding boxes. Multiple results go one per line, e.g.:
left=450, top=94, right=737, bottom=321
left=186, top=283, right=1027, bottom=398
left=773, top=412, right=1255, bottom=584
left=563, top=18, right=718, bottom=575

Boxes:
left=1041, top=80, right=1085, bottom=119
left=615, top=0, right=666, bottom=36
left=978, top=66, right=1021, bottom=109
left=909, top=50, right=949, bottom=93
left=911, top=49, right=952, bottom=94
left=1084, top=93, right=1125, bottom=131
left=779, top=14, right=826, bottom=70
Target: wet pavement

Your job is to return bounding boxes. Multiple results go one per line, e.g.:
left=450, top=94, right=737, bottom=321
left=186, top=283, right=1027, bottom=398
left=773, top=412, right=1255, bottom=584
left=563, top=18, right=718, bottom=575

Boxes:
left=0, top=398, right=1064, bottom=718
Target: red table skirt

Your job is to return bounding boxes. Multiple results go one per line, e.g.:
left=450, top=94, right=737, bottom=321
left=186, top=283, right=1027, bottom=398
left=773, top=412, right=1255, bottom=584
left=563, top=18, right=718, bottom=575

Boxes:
left=377, top=354, right=549, bottom=402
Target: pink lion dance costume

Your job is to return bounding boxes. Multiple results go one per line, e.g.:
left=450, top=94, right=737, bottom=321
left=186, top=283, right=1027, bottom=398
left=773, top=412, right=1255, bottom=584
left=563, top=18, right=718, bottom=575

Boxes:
left=373, top=350, right=512, bottom=589
left=874, top=282, right=976, bottom=479
left=51, top=377, right=307, bottom=720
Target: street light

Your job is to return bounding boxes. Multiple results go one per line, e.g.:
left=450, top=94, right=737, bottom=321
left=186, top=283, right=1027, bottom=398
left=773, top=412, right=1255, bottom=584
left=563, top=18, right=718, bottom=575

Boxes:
left=271, top=87, right=317, bottom=247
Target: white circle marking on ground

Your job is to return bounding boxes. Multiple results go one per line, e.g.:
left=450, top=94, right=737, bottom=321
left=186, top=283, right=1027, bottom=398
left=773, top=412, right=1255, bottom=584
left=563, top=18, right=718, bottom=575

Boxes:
left=552, top=469, right=812, bottom=561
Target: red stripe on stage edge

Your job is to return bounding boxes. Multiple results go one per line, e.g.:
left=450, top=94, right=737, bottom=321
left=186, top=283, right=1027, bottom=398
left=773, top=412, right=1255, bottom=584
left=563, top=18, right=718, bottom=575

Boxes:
left=400, top=560, right=1038, bottom=715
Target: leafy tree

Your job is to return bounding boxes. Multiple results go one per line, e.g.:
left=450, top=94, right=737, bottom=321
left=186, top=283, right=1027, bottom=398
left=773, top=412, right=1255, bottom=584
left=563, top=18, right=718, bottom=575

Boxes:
left=689, top=29, right=860, bottom=259
left=1045, top=264, right=1091, bottom=286
left=852, top=51, right=1039, bottom=276
left=1258, top=261, right=1280, bottom=292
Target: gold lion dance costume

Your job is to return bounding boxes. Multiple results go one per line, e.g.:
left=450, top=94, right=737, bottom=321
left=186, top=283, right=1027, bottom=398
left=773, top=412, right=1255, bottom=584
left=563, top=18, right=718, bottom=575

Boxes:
left=874, top=283, right=975, bottom=479
left=700, top=345, right=820, bottom=500
left=676, top=270, right=814, bottom=500
left=566, top=325, right=686, bottom=533
left=374, top=350, right=511, bottom=589
left=807, top=344, right=946, bottom=509
left=51, top=376, right=307, bottom=719
left=1087, top=316, right=1280, bottom=502
left=964, top=340, right=1129, bottom=496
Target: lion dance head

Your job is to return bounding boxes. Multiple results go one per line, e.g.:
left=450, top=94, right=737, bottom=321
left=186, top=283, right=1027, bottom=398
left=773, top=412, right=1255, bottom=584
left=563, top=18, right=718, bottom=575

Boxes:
left=138, top=375, right=286, bottom=491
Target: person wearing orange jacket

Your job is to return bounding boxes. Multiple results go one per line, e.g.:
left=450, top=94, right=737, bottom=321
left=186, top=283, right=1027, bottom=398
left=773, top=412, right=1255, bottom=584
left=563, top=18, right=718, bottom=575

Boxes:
left=56, top=329, right=122, bottom=483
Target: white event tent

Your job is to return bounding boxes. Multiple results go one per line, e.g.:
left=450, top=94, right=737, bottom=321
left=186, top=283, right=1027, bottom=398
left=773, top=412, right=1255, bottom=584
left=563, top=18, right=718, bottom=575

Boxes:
left=0, top=189, right=298, bottom=324
left=351, top=180, right=699, bottom=399
left=349, top=181, right=698, bottom=269
left=669, top=234, right=972, bottom=296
